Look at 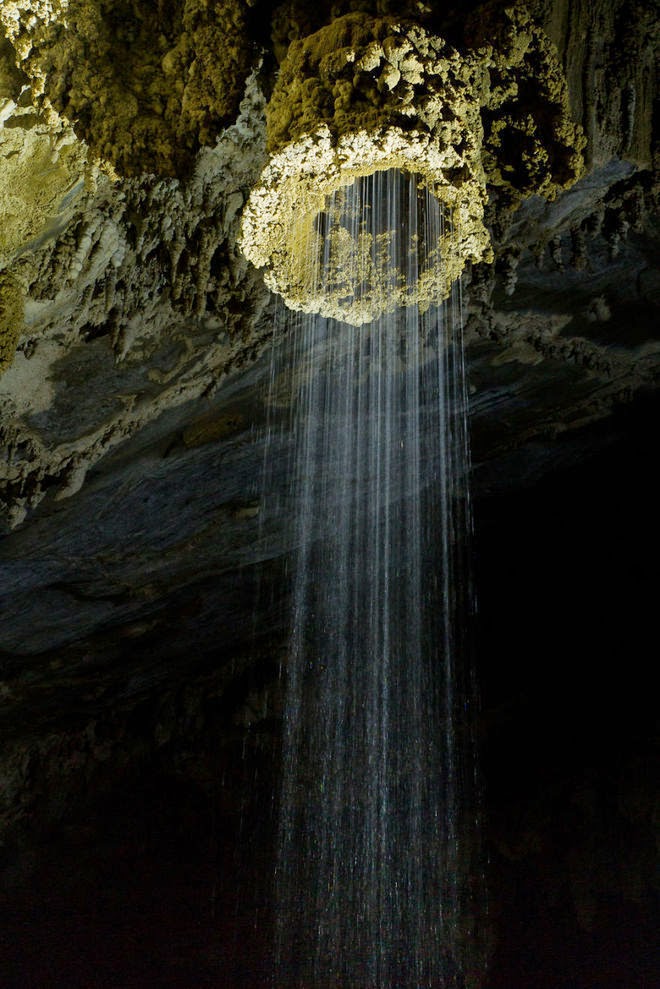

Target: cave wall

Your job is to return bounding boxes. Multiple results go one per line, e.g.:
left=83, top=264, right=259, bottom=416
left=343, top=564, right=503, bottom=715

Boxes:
left=0, top=0, right=657, bottom=985
left=0, top=0, right=656, bottom=528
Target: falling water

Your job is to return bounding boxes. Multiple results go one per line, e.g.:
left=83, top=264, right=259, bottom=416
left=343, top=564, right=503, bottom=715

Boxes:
left=273, top=169, right=480, bottom=988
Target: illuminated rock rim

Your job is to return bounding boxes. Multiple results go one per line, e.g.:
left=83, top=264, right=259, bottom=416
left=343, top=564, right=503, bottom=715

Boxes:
left=239, top=14, right=493, bottom=326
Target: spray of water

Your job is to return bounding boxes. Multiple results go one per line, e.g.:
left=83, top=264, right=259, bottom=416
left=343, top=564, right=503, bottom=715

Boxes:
left=272, top=169, right=480, bottom=988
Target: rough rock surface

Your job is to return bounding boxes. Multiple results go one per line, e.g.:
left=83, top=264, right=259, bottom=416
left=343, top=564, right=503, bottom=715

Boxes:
left=241, top=13, right=493, bottom=323
left=0, top=273, right=24, bottom=373
left=466, top=2, right=585, bottom=206
left=241, top=6, right=585, bottom=323
left=0, top=1, right=658, bottom=985
left=535, top=0, right=657, bottom=170
left=0, top=70, right=271, bottom=528
left=0, top=0, right=254, bottom=177
left=0, top=38, right=89, bottom=270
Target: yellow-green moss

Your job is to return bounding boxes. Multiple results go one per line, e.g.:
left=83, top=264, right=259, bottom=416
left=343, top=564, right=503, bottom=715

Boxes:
left=0, top=112, right=86, bottom=260
left=266, top=13, right=486, bottom=157
left=0, top=36, right=26, bottom=100
left=1, top=0, right=254, bottom=177
left=241, top=13, right=492, bottom=325
left=1, top=24, right=88, bottom=263
left=0, top=273, right=24, bottom=373
left=465, top=1, right=586, bottom=206
left=241, top=5, right=585, bottom=322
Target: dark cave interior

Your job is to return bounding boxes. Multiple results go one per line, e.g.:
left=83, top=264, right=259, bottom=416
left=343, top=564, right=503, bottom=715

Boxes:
left=0, top=391, right=657, bottom=989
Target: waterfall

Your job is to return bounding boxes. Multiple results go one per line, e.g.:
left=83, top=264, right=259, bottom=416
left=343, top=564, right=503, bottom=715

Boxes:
left=271, top=169, right=480, bottom=988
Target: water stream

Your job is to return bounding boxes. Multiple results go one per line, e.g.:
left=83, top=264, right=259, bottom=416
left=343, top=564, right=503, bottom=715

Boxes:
left=271, top=169, right=480, bottom=988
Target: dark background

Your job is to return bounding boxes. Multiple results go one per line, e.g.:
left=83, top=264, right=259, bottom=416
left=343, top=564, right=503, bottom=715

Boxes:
left=1, top=390, right=657, bottom=989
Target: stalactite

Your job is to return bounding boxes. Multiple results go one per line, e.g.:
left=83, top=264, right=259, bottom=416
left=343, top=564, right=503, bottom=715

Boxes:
left=503, top=252, right=520, bottom=296
left=571, top=226, right=588, bottom=271
left=550, top=234, right=565, bottom=271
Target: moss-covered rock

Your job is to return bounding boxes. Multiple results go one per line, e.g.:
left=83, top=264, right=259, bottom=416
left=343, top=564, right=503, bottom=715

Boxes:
left=241, top=3, right=586, bottom=324
left=241, top=12, right=492, bottom=325
left=0, top=106, right=87, bottom=263
left=0, top=0, right=254, bottom=177
left=1, top=34, right=87, bottom=264
left=465, top=1, right=586, bottom=207
left=0, top=272, right=24, bottom=373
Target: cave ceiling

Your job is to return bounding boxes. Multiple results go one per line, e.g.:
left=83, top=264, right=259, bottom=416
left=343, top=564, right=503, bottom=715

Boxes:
left=0, top=0, right=657, bottom=740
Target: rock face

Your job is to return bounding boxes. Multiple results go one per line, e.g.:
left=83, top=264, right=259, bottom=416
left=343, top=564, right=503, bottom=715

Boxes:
left=0, top=0, right=254, bottom=176
left=537, top=0, right=656, bottom=170
left=0, top=273, right=24, bottom=373
left=0, top=69, right=273, bottom=529
left=466, top=2, right=585, bottom=205
left=0, top=1, right=657, bottom=986
left=0, top=37, right=89, bottom=273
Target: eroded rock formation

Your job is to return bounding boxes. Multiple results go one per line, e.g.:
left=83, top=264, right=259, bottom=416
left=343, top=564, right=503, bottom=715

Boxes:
left=0, top=273, right=24, bottom=373
left=241, top=6, right=586, bottom=323
left=0, top=1, right=657, bottom=983
left=0, top=38, right=89, bottom=270
left=0, top=69, right=272, bottom=528
left=0, top=0, right=254, bottom=176
left=241, top=13, right=494, bottom=323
